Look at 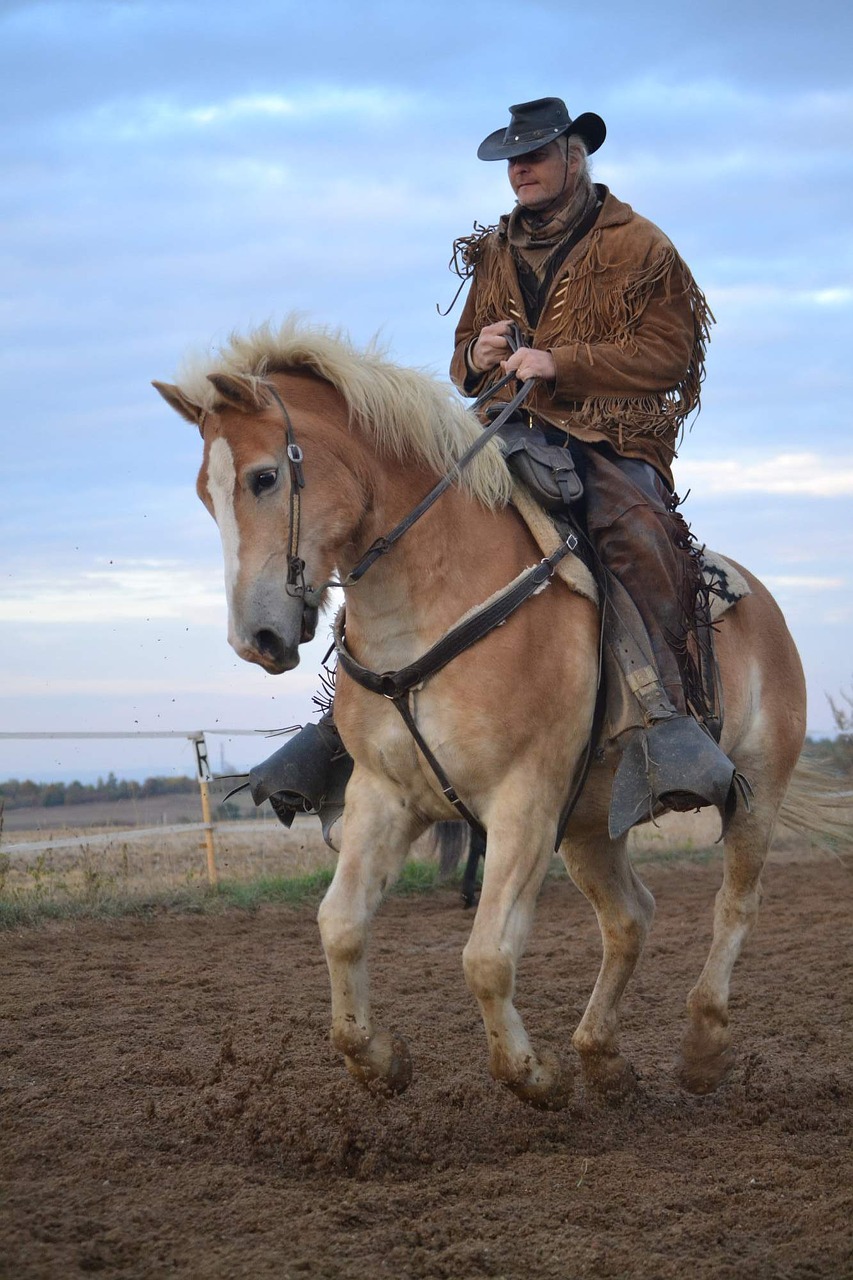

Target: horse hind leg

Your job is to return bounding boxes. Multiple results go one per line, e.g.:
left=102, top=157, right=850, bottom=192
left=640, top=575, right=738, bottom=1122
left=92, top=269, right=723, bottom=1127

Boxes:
left=562, top=829, right=655, bottom=1101
left=678, top=793, right=774, bottom=1094
left=680, top=572, right=807, bottom=1094
left=678, top=705, right=804, bottom=1094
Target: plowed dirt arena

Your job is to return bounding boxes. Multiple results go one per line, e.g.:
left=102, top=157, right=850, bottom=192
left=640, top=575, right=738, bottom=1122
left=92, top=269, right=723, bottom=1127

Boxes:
left=2, top=854, right=851, bottom=1279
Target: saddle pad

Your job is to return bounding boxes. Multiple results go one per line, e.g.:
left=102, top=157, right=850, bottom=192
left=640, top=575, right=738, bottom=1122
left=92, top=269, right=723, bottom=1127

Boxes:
left=702, top=550, right=751, bottom=621
left=510, top=482, right=599, bottom=604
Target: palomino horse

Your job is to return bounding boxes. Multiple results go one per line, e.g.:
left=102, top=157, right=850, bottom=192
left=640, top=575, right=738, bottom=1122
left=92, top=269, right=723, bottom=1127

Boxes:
left=155, top=319, right=809, bottom=1109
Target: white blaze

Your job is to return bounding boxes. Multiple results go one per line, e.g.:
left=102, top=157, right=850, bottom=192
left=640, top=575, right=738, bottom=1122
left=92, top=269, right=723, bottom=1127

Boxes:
left=206, top=438, right=241, bottom=607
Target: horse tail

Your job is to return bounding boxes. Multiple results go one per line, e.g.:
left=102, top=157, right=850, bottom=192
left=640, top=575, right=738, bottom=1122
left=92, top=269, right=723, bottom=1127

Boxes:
left=431, top=820, right=471, bottom=879
left=777, top=753, right=853, bottom=855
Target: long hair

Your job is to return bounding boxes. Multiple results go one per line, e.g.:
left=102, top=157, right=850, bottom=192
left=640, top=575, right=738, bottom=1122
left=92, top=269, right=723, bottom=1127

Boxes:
left=564, top=134, right=595, bottom=216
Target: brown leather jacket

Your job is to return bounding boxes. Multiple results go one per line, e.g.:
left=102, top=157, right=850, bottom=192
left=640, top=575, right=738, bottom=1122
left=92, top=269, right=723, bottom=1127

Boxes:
left=449, top=187, right=713, bottom=489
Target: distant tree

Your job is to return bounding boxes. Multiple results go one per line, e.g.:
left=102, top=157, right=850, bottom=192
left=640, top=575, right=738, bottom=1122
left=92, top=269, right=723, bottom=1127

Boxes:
left=65, top=781, right=87, bottom=805
left=0, top=773, right=197, bottom=809
left=826, top=681, right=853, bottom=775
left=828, top=682, right=853, bottom=733
left=42, top=783, right=66, bottom=807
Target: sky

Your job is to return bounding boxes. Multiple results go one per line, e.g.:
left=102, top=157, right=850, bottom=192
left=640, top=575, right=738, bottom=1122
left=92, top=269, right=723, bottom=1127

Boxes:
left=1, top=0, right=851, bottom=782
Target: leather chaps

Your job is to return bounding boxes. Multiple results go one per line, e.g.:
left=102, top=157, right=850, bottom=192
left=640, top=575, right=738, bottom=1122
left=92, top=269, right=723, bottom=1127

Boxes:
left=573, top=441, right=705, bottom=719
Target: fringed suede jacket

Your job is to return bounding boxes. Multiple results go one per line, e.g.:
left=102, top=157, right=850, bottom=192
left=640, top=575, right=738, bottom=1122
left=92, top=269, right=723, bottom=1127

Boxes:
left=449, top=186, right=713, bottom=490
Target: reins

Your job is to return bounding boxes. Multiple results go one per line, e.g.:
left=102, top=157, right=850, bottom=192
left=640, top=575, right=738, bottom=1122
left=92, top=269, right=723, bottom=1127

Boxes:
left=328, top=372, right=536, bottom=593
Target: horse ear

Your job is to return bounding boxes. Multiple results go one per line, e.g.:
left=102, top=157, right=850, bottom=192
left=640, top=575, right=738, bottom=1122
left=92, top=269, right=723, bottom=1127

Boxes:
left=206, top=373, right=271, bottom=412
left=152, top=381, right=203, bottom=427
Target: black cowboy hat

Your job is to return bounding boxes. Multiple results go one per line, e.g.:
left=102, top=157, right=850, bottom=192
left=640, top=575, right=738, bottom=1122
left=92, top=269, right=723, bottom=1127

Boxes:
left=477, top=97, right=606, bottom=161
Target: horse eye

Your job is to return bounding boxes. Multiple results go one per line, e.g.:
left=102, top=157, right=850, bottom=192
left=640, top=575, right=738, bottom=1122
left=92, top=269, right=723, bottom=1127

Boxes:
left=254, top=469, right=278, bottom=494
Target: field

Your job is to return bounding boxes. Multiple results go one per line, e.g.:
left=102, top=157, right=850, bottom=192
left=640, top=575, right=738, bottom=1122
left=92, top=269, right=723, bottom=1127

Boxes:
left=1, top=814, right=851, bottom=1279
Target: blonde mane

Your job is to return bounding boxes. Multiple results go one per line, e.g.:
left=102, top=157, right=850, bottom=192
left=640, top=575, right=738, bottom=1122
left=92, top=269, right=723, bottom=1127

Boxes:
left=177, top=317, right=513, bottom=509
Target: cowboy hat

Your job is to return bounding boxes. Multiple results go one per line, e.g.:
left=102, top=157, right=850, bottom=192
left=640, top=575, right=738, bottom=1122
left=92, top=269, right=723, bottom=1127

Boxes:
left=477, top=97, right=606, bottom=161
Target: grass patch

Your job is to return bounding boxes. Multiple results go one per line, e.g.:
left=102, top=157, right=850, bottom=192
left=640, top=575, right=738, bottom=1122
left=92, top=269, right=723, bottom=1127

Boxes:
left=0, top=858, right=450, bottom=929
left=212, top=867, right=336, bottom=912
left=0, top=829, right=727, bottom=931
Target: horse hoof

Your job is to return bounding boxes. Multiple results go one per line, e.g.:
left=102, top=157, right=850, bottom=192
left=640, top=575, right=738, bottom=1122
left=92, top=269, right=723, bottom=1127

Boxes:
left=507, top=1049, right=574, bottom=1111
left=344, top=1029, right=413, bottom=1096
left=680, top=1024, right=733, bottom=1095
left=580, top=1050, right=637, bottom=1103
left=678, top=1047, right=734, bottom=1095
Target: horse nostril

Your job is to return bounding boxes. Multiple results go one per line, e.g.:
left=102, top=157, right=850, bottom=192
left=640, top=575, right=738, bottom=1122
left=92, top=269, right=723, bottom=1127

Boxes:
left=254, top=629, right=285, bottom=663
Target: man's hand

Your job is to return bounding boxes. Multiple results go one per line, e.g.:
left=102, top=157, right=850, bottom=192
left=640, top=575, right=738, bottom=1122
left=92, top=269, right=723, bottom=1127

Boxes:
left=501, top=346, right=556, bottom=383
left=469, top=320, right=514, bottom=373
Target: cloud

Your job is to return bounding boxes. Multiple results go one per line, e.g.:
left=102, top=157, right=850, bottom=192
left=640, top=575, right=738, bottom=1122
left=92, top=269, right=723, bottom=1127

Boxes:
left=1, top=0, right=852, bottom=757
left=674, top=453, right=853, bottom=497
left=0, top=561, right=226, bottom=624
left=761, top=576, right=845, bottom=590
left=707, top=285, right=853, bottom=312
left=85, top=85, right=417, bottom=141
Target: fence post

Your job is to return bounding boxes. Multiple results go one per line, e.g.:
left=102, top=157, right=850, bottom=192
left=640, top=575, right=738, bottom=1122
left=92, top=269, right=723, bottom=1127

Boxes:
left=192, top=733, right=218, bottom=886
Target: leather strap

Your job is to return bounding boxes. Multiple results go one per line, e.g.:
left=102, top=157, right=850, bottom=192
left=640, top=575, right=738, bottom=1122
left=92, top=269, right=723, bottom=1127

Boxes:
left=334, top=536, right=576, bottom=698
left=334, top=534, right=578, bottom=829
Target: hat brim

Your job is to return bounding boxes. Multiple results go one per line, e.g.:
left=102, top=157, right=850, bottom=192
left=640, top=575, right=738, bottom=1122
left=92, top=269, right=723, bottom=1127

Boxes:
left=477, top=111, right=606, bottom=161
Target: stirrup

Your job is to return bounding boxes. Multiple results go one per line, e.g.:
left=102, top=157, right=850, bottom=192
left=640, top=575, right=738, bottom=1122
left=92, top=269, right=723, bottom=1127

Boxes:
left=249, top=720, right=354, bottom=846
left=608, top=715, right=749, bottom=840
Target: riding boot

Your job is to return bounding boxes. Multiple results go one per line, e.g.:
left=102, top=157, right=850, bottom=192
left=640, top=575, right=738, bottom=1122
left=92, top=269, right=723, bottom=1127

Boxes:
left=249, top=710, right=354, bottom=849
left=578, top=444, right=743, bottom=838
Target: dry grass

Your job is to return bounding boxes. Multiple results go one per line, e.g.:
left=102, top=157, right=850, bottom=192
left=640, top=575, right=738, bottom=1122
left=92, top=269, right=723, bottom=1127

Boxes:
left=0, top=816, right=333, bottom=903
left=2, top=797, right=835, bottom=927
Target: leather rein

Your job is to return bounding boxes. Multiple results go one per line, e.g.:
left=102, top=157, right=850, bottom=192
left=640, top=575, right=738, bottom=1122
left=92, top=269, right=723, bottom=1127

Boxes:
left=264, top=369, right=580, bottom=839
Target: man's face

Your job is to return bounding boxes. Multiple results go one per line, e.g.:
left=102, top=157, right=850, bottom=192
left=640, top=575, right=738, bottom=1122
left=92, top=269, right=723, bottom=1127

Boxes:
left=507, top=139, right=577, bottom=210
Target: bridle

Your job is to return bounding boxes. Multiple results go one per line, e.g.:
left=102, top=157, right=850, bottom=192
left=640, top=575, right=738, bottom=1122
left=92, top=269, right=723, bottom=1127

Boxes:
left=264, top=359, right=537, bottom=609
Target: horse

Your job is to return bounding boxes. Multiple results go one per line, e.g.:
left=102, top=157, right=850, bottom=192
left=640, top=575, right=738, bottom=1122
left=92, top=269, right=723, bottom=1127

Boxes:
left=154, top=317, right=812, bottom=1109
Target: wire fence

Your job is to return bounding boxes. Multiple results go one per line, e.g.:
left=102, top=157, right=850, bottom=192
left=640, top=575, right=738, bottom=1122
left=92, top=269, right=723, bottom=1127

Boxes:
left=0, top=729, right=295, bottom=885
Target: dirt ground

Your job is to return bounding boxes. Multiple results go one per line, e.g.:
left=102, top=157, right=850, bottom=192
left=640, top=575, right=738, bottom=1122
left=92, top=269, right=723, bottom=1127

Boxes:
left=2, top=852, right=851, bottom=1280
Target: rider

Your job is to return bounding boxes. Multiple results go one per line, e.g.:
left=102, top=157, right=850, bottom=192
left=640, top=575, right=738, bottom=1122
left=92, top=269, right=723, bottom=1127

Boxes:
left=450, top=96, right=738, bottom=831
left=250, top=96, right=740, bottom=840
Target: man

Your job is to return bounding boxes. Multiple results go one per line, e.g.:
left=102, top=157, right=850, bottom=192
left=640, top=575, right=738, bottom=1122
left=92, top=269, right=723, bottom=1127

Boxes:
left=250, top=97, right=740, bottom=840
left=448, top=97, right=739, bottom=832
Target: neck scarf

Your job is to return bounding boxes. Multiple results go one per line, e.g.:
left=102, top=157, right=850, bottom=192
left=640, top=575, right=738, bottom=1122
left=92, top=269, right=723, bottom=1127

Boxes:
left=506, top=178, right=600, bottom=280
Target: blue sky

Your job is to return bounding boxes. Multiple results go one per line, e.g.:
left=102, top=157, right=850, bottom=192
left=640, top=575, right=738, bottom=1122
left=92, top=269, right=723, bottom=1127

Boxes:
left=1, top=0, right=851, bottom=781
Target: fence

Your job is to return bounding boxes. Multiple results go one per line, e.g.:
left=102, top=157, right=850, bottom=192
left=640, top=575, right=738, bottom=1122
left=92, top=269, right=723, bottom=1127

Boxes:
left=0, top=729, right=295, bottom=885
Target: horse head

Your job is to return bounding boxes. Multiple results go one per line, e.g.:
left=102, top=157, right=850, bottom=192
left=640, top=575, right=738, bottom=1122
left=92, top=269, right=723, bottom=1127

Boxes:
left=153, top=371, right=352, bottom=674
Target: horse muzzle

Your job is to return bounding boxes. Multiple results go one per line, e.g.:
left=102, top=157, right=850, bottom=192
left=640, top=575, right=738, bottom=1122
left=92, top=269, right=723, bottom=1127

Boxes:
left=238, top=627, right=300, bottom=674
left=230, top=590, right=318, bottom=674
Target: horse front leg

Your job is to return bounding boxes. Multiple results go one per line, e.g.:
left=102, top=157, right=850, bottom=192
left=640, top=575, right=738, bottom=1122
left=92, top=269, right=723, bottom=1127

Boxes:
left=463, top=806, right=574, bottom=1110
left=317, top=769, right=424, bottom=1095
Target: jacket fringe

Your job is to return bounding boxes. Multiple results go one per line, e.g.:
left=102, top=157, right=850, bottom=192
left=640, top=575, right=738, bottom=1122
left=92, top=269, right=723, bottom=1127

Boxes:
left=456, top=215, right=714, bottom=450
